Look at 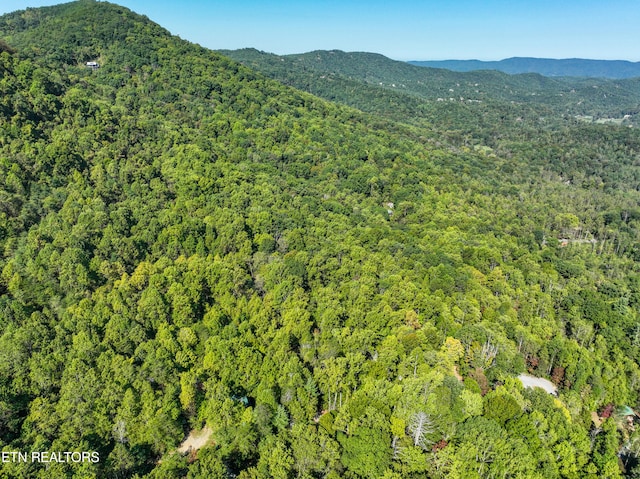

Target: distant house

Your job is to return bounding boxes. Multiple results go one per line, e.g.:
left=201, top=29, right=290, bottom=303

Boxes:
left=86, top=61, right=99, bottom=69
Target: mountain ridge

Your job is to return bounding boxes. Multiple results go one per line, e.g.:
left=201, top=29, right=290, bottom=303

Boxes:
left=222, top=48, right=640, bottom=126
left=409, top=57, right=640, bottom=79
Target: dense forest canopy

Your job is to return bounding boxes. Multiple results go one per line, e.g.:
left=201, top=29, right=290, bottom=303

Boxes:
left=221, top=48, right=640, bottom=127
left=1, top=1, right=640, bottom=478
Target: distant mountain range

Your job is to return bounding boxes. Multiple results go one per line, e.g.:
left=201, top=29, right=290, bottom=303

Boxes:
left=408, top=58, right=640, bottom=79
left=221, top=49, right=640, bottom=125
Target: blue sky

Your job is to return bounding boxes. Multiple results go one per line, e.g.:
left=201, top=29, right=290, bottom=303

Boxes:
left=1, top=0, right=639, bottom=61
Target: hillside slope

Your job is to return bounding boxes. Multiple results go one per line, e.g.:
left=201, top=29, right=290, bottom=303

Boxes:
left=223, top=47, right=640, bottom=192
left=1, top=2, right=640, bottom=478
left=222, top=48, right=640, bottom=125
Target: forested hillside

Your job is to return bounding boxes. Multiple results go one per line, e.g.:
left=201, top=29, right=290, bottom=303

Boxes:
left=221, top=48, right=640, bottom=126
left=224, top=48, right=640, bottom=191
left=1, top=2, right=640, bottom=478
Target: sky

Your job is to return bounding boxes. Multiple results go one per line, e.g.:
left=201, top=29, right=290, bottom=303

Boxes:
left=1, top=0, right=639, bottom=61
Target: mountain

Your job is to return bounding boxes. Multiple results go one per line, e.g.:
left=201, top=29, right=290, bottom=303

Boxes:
left=2, top=2, right=640, bottom=478
left=222, top=49, right=640, bottom=127
left=409, top=57, right=640, bottom=79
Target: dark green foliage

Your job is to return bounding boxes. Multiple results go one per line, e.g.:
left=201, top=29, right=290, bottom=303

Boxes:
left=483, top=392, right=522, bottom=425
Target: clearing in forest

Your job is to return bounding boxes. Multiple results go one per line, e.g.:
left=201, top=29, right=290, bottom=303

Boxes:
left=177, top=427, right=213, bottom=454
